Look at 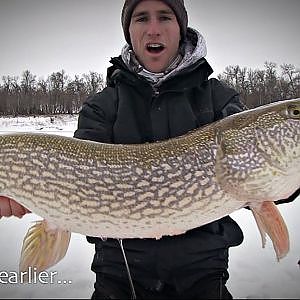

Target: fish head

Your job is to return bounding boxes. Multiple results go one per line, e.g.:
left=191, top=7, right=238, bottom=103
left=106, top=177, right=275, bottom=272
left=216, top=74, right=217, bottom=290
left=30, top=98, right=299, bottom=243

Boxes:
left=253, top=98, right=300, bottom=165
left=215, top=98, right=300, bottom=202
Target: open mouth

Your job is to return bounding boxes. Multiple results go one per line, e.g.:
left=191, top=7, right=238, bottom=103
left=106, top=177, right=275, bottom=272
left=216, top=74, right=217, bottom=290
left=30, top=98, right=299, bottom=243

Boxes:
left=146, top=43, right=165, bottom=54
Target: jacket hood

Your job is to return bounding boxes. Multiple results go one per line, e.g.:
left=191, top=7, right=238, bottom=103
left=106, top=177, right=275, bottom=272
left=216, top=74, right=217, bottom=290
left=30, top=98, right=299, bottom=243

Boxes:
left=120, top=27, right=208, bottom=87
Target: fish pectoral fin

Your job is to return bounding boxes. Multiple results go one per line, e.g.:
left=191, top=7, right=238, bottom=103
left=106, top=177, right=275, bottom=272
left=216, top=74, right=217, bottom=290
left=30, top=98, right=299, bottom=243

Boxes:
left=249, top=201, right=289, bottom=261
left=19, top=219, right=71, bottom=278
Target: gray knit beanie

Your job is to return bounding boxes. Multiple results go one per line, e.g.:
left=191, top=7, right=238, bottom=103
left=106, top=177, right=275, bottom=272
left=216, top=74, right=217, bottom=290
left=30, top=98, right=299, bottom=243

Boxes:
left=121, top=0, right=188, bottom=45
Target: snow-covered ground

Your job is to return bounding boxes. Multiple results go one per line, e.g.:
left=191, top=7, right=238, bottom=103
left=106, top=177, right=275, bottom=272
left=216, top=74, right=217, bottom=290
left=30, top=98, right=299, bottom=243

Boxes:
left=0, top=115, right=299, bottom=299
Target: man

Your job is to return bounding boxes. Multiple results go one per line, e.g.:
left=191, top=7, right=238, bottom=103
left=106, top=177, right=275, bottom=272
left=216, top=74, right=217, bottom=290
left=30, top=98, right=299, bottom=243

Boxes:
left=1, top=0, right=298, bottom=299
left=74, top=1, right=244, bottom=298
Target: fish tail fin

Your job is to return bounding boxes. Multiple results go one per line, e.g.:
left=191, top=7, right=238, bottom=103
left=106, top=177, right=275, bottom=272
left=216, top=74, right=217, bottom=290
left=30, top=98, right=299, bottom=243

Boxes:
left=19, top=219, right=71, bottom=280
left=250, top=201, right=289, bottom=261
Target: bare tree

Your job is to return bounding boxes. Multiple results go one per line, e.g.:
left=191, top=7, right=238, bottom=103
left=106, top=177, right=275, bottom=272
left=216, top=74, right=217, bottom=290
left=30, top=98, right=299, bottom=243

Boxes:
left=20, top=70, right=37, bottom=114
left=264, top=62, right=279, bottom=103
left=48, top=70, right=70, bottom=113
left=280, top=63, right=300, bottom=98
left=83, top=71, right=105, bottom=95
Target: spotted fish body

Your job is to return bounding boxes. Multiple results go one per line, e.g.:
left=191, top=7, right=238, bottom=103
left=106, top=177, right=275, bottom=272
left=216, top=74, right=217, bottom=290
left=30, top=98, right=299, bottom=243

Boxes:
left=0, top=98, right=299, bottom=270
left=1, top=124, right=239, bottom=239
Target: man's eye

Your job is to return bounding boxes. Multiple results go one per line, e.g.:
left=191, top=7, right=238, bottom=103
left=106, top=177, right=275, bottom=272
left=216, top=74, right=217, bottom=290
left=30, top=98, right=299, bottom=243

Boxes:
left=160, top=16, right=172, bottom=21
left=136, top=16, right=148, bottom=22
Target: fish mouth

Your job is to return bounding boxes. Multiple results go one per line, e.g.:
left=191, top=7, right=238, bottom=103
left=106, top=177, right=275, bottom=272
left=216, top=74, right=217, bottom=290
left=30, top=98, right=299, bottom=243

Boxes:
left=145, top=43, right=166, bottom=54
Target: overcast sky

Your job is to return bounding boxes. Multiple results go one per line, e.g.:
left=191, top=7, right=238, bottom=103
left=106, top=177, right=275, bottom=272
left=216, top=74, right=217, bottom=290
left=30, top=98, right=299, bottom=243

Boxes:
left=0, top=0, right=299, bottom=80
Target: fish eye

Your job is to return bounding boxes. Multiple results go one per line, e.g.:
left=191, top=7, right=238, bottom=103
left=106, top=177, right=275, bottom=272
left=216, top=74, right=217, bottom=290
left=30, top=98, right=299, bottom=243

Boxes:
left=287, top=105, right=300, bottom=119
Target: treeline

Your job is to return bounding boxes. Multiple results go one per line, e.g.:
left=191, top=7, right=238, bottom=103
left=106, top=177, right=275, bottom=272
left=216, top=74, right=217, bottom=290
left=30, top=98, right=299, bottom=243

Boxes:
left=0, top=70, right=105, bottom=115
left=0, top=62, right=299, bottom=115
left=218, top=62, right=300, bottom=108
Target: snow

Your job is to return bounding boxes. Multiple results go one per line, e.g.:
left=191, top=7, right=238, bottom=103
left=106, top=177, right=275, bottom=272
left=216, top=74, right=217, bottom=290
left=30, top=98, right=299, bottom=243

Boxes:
left=0, top=115, right=299, bottom=299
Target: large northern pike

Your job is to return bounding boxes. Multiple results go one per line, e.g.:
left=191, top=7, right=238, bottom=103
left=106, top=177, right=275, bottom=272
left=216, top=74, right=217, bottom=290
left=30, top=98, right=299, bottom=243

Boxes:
left=0, top=98, right=299, bottom=274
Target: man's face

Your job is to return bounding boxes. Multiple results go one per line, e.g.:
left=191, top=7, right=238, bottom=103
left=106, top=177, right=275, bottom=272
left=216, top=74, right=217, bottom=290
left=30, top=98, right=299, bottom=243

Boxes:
left=129, top=0, right=181, bottom=73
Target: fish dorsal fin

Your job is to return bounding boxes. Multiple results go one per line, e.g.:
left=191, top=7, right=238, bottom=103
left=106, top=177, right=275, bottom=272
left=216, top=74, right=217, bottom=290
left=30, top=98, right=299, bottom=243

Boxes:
left=249, top=201, right=290, bottom=261
left=19, top=219, right=71, bottom=278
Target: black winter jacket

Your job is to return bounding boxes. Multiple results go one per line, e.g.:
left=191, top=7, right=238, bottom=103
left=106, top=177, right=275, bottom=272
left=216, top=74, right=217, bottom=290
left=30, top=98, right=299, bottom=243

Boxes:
left=74, top=56, right=246, bottom=292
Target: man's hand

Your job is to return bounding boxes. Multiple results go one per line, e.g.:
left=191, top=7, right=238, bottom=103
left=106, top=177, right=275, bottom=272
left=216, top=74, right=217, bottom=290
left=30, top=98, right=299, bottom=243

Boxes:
left=0, top=196, right=31, bottom=219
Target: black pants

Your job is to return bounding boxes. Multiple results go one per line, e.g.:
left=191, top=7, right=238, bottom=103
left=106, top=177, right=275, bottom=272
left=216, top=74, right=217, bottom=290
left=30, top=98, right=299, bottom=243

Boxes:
left=91, top=272, right=232, bottom=299
left=88, top=219, right=243, bottom=299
